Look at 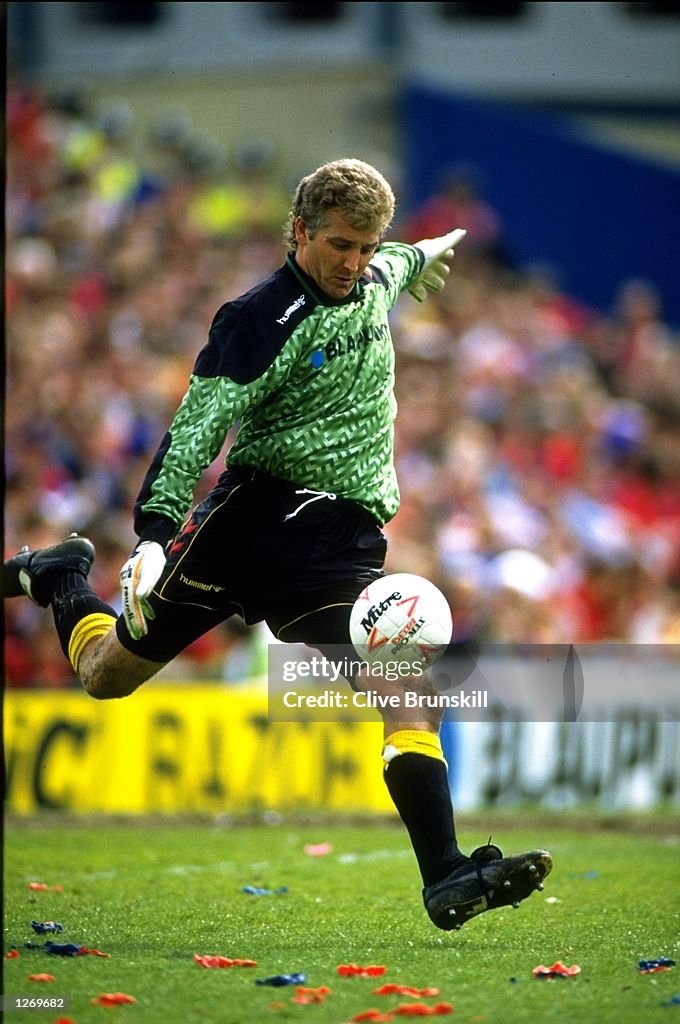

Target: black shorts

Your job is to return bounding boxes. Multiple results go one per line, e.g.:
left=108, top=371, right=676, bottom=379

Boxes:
left=116, top=466, right=387, bottom=665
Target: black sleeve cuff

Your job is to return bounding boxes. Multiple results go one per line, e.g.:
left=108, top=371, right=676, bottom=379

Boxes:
left=135, top=514, right=178, bottom=548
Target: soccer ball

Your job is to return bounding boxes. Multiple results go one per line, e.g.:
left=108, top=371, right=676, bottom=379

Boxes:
left=349, top=573, right=453, bottom=673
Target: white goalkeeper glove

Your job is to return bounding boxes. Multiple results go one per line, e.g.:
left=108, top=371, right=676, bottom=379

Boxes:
left=408, top=228, right=467, bottom=302
left=120, top=540, right=167, bottom=640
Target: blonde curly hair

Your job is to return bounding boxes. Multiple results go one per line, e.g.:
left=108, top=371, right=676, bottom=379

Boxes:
left=284, top=158, right=395, bottom=250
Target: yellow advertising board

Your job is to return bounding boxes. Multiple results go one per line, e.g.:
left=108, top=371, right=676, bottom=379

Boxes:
left=4, top=686, right=394, bottom=815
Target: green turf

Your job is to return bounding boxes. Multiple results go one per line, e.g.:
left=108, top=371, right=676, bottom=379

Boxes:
left=3, top=815, right=679, bottom=1023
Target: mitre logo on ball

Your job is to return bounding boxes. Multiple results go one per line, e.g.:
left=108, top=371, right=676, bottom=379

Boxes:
left=350, top=573, right=453, bottom=672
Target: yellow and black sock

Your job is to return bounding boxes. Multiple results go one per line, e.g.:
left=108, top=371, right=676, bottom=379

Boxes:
left=67, top=612, right=117, bottom=675
left=383, top=730, right=468, bottom=887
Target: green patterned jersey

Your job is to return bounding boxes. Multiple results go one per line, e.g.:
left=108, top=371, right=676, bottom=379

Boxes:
left=134, top=243, right=423, bottom=541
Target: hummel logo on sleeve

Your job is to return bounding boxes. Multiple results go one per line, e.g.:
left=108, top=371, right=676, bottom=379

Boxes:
left=276, top=294, right=306, bottom=325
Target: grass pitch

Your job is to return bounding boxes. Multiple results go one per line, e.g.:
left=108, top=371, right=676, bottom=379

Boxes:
left=3, top=814, right=679, bottom=1023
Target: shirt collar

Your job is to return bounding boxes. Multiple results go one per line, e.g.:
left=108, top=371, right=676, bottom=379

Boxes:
left=285, top=253, right=364, bottom=307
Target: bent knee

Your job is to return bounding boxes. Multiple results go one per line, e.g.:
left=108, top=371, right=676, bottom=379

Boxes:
left=81, top=666, right=142, bottom=700
left=355, top=671, right=444, bottom=731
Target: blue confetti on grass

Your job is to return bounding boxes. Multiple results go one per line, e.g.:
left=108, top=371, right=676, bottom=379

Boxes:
left=31, top=921, right=64, bottom=934
left=256, top=972, right=307, bottom=987
left=241, top=886, right=288, bottom=896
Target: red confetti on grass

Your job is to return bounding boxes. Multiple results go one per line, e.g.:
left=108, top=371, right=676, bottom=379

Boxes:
left=54, top=1018, right=76, bottom=1023
left=28, top=973, right=55, bottom=982
left=374, top=985, right=441, bottom=998
left=338, top=964, right=387, bottom=977
left=352, top=1012, right=394, bottom=1023
left=5, top=949, right=20, bottom=959
left=194, top=954, right=258, bottom=969
left=28, top=883, right=64, bottom=892
left=532, top=962, right=581, bottom=979
left=91, top=993, right=137, bottom=1006
left=290, top=985, right=332, bottom=1005
left=352, top=1003, right=453, bottom=1021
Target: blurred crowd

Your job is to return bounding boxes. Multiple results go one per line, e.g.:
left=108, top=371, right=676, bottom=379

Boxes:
left=5, top=82, right=680, bottom=687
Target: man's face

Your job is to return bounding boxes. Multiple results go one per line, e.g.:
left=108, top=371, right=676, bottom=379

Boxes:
left=294, top=209, right=380, bottom=299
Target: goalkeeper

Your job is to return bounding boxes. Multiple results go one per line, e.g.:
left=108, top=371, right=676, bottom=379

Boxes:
left=4, top=157, right=551, bottom=931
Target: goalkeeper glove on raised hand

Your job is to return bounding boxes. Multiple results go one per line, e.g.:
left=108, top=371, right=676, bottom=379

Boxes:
left=408, top=228, right=467, bottom=302
left=120, top=540, right=167, bottom=640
